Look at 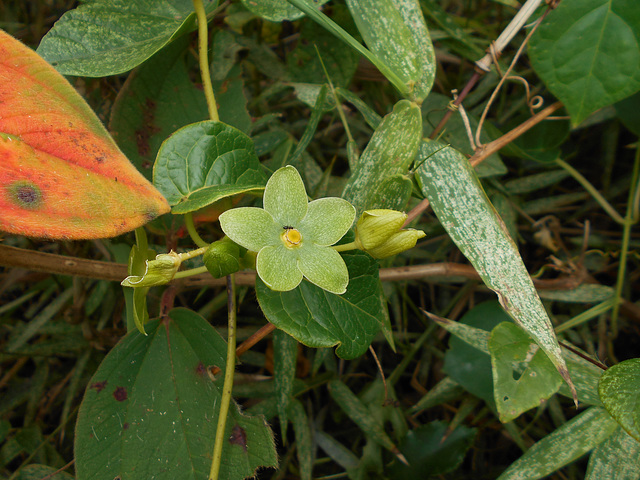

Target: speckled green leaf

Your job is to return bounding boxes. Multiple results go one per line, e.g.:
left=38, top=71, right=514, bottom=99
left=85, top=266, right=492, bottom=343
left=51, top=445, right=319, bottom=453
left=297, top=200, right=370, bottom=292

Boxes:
left=586, top=426, right=640, bottom=480
left=37, top=0, right=219, bottom=77
left=274, top=329, right=298, bottom=434
left=345, top=0, right=435, bottom=102
left=153, top=121, right=267, bottom=214
left=256, top=251, right=384, bottom=359
left=528, top=0, right=640, bottom=125
left=498, top=407, right=618, bottom=480
left=417, top=140, right=576, bottom=402
left=342, top=99, right=421, bottom=217
left=599, top=358, right=640, bottom=441
left=490, top=322, right=562, bottom=422
left=242, top=0, right=329, bottom=22
left=75, top=308, right=277, bottom=480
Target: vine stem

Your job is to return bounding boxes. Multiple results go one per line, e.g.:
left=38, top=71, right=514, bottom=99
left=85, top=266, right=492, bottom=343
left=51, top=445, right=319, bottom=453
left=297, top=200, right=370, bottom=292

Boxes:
left=185, top=212, right=209, bottom=248
left=610, top=143, right=640, bottom=336
left=209, top=274, right=237, bottom=480
left=193, top=0, right=219, bottom=122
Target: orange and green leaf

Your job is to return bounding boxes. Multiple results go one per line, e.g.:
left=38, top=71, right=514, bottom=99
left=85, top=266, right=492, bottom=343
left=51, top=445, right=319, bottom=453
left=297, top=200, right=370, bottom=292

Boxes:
left=0, top=29, right=170, bottom=239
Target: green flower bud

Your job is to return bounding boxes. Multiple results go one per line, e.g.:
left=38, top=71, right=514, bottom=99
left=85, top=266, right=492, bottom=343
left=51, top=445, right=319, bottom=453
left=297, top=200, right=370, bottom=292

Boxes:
left=121, top=251, right=181, bottom=287
left=203, top=237, right=242, bottom=278
left=355, top=209, right=407, bottom=250
left=366, top=229, right=426, bottom=259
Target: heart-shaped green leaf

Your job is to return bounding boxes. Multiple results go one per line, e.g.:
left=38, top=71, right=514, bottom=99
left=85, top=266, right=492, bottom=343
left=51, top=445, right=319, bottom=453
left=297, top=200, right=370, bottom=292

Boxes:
left=529, top=0, right=640, bottom=125
left=153, top=121, right=268, bottom=214
left=75, top=308, right=278, bottom=480
left=0, top=30, right=169, bottom=239
left=36, top=0, right=219, bottom=77
left=256, top=251, right=384, bottom=359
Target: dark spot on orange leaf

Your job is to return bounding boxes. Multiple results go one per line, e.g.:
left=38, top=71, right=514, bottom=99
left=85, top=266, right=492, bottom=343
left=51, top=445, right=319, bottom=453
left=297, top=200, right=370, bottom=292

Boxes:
left=229, top=424, right=247, bottom=452
left=9, top=181, right=42, bottom=210
left=90, top=380, right=107, bottom=393
left=113, top=386, right=128, bottom=402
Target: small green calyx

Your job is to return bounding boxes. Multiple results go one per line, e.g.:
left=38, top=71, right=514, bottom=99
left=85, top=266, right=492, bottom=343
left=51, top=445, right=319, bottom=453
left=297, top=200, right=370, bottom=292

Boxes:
left=355, top=209, right=426, bottom=259
left=121, top=251, right=181, bottom=287
left=203, top=237, right=242, bottom=279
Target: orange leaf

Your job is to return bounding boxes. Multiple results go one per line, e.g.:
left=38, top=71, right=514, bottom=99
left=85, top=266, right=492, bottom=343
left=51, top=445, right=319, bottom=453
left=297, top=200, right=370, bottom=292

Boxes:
left=0, top=30, right=170, bottom=239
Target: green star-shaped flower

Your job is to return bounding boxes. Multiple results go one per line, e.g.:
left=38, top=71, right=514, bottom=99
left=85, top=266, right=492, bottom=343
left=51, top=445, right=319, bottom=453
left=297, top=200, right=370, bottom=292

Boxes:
left=219, top=166, right=356, bottom=294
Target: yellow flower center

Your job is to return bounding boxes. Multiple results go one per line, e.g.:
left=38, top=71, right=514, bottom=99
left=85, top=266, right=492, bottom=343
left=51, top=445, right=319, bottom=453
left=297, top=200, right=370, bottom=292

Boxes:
left=282, top=227, right=302, bottom=248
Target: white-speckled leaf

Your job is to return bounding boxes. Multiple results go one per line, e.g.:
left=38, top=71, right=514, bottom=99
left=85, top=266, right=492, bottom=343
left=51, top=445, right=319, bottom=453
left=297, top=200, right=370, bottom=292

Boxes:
left=416, top=140, right=576, bottom=403
left=345, top=0, right=435, bottom=102
left=586, top=426, right=640, bottom=480
left=342, top=99, right=421, bottom=217
left=599, top=358, right=640, bottom=442
left=497, top=407, right=618, bottom=480
left=242, top=0, right=329, bottom=22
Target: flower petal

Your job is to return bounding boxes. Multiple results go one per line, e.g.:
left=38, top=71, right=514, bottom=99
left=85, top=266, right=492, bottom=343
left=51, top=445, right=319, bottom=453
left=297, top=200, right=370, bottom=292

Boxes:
left=300, top=197, right=356, bottom=246
left=257, top=244, right=303, bottom=291
left=263, top=166, right=308, bottom=226
left=298, top=244, right=349, bottom=294
left=219, top=207, right=280, bottom=252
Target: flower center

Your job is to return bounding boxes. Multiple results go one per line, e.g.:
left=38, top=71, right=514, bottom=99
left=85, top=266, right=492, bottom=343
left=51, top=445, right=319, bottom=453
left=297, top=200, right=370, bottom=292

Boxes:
left=282, top=227, right=302, bottom=248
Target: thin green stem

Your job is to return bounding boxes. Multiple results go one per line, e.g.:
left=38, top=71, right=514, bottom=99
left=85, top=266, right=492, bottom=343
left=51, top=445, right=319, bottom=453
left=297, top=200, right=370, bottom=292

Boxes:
left=173, top=265, right=208, bottom=279
left=332, top=241, right=359, bottom=252
left=193, top=0, right=219, bottom=122
left=178, top=246, right=208, bottom=261
left=185, top=212, right=209, bottom=248
left=556, top=158, right=625, bottom=225
left=209, top=274, right=237, bottom=480
left=610, top=143, right=640, bottom=335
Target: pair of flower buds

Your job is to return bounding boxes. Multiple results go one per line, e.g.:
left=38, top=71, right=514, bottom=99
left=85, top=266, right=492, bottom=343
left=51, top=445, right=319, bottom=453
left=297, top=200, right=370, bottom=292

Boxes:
left=123, top=166, right=425, bottom=295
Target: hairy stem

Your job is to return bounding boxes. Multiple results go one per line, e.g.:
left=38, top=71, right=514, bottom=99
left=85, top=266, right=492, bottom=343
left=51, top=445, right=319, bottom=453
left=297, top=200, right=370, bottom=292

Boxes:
left=209, top=274, right=237, bottom=480
left=193, top=0, right=219, bottom=122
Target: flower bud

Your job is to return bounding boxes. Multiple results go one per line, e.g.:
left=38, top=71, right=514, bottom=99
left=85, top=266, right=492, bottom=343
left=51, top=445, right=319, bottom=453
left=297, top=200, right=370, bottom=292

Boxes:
left=366, top=229, right=426, bottom=259
left=121, top=251, right=181, bottom=287
left=354, top=209, right=407, bottom=250
left=203, top=237, right=242, bottom=278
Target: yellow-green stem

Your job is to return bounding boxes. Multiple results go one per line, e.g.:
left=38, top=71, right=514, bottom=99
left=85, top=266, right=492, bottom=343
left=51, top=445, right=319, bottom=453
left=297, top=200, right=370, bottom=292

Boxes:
left=556, top=158, right=625, bottom=225
left=209, top=274, right=237, bottom=480
left=178, top=246, right=208, bottom=261
left=332, top=241, right=359, bottom=252
left=173, top=265, right=208, bottom=279
left=185, top=212, right=209, bottom=248
left=193, top=0, right=219, bottom=122
left=610, top=143, right=640, bottom=336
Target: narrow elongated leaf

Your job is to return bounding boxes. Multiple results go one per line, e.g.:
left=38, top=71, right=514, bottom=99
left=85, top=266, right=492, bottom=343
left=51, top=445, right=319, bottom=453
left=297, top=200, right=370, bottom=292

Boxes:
left=586, top=426, right=640, bottom=480
left=288, top=400, right=313, bottom=480
left=416, top=140, right=576, bottom=402
left=345, top=0, right=435, bottom=102
left=274, top=329, right=298, bottom=435
left=599, top=358, right=640, bottom=441
left=498, top=407, right=618, bottom=480
left=529, top=0, right=640, bottom=125
left=256, top=251, right=384, bottom=359
left=489, top=322, right=562, bottom=422
left=243, top=0, right=329, bottom=22
left=153, top=121, right=267, bottom=214
left=36, top=0, right=219, bottom=77
left=328, top=380, right=402, bottom=457
left=342, top=99, right=421, bottom=216
left=0, top=31, right=170, bottom=239
left=75, top=308, right=277, bottom=480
